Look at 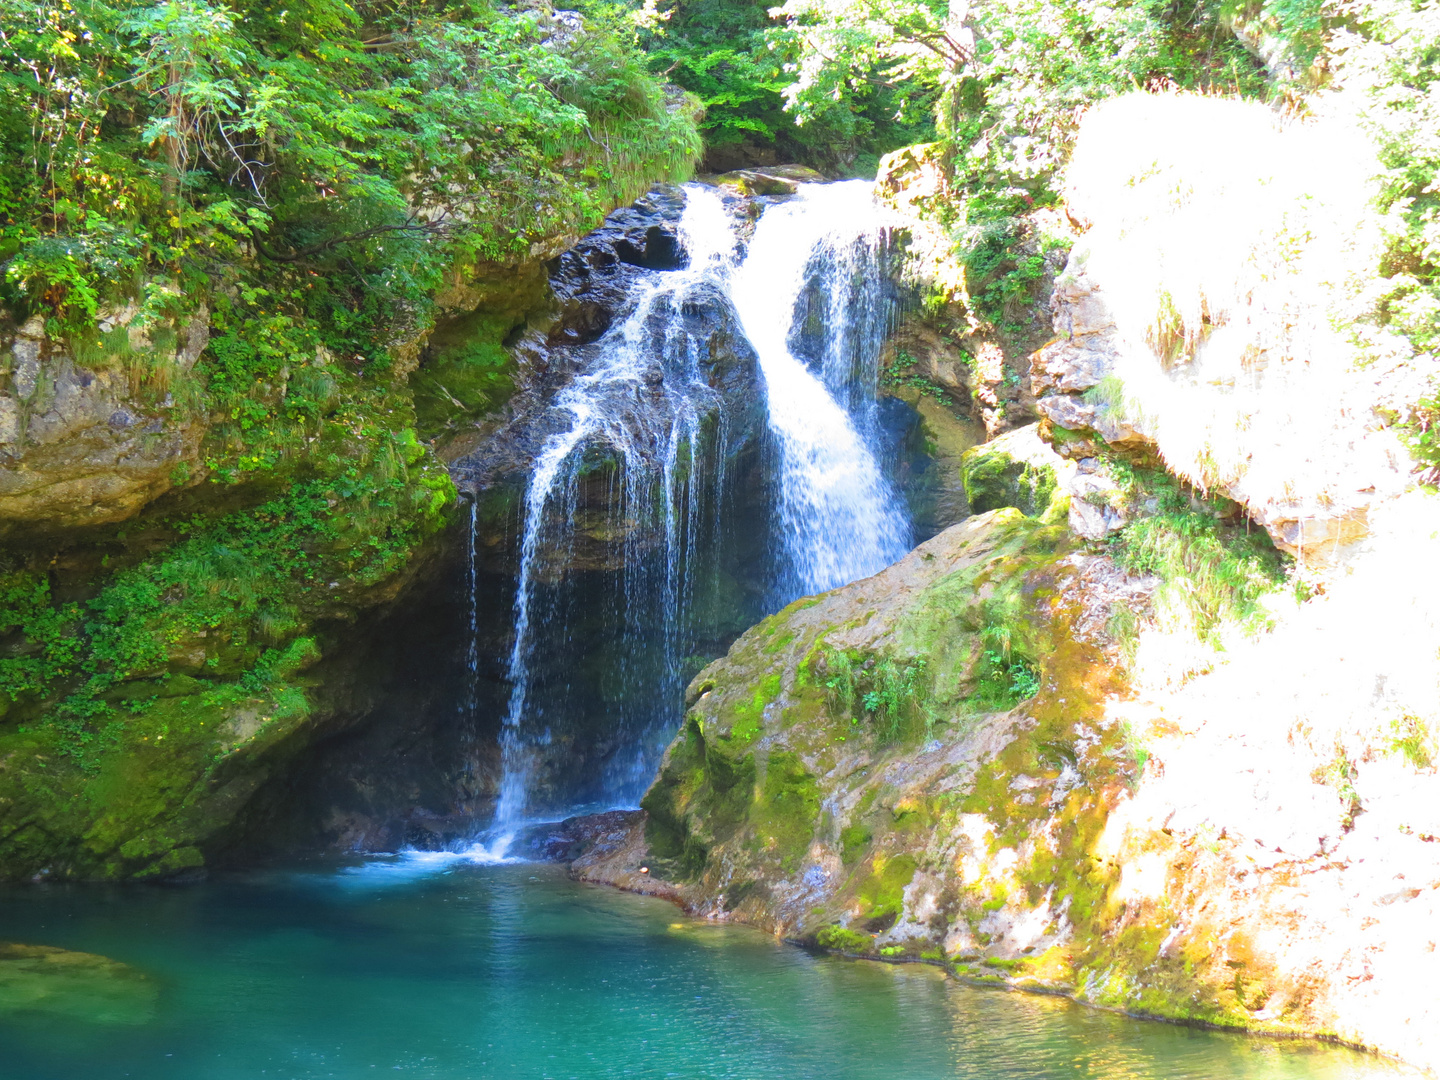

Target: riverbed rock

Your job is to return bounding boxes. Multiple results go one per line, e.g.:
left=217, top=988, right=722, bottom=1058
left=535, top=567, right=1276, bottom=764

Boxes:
left=0, top=943, right=157, bottom=1025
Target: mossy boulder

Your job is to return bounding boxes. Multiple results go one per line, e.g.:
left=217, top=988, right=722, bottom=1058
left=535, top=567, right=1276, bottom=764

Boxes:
left=574, top=506, right=1363, bottom=1046
left=580, top=511, right=1145, bottom=943
left=959, top=423, right=1072, bottom=521
left=574, top=496, right=1411, bottom=1057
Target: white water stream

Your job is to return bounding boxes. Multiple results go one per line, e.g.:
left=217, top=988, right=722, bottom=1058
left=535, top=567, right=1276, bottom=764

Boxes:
left=477, top=181, right=909, bottom=851
left=730, top=181, right=910, bottom=596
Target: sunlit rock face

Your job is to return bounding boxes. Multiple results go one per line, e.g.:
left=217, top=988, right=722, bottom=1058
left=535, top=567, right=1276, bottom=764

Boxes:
left=0, top=307, right=209, bottom=533
left=566, top=96, right=1440, bottom=1075
left=1035, top=92, right=1423, bottom=564
left=577, top=504, right=1440, bottom=1073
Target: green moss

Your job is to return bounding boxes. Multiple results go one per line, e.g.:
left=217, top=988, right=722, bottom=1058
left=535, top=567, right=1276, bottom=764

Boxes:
left=751, top=751, right=820, bottom=873
left=725, top=672, right=782, bottom=746
left=412, top=317, right=520, bottom=439
left=853, top=852, right=918, bottom=930
left=960, top=436, right=1062, bottom=519
left=816, top=925, right=873, bottom=953
left=1105, top=475, right=1289, bottom=642
left=840, top=823, right=873, bottom=864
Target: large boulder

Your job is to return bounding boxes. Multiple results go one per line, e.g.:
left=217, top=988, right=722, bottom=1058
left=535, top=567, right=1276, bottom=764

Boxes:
left=574, top=504, right=1440, bottom=1072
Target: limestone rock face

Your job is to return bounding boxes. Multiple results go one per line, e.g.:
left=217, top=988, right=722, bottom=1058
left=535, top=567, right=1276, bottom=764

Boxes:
left=876, top=144, right=1051, bottom=439
left=1029, top=258, right=1146, bottom=459
left=1030, top=250, right=1383, bottom=559
left=577, top=509, right=1144, bottom=946
left=575, top=506, right=1440, bottom=1072
left=0, top=311, right=208, bottom=532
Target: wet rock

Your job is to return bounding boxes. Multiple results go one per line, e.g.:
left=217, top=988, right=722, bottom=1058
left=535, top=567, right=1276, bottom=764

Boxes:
left=958, top=423, right=1072, bottom=522
left=888, top=387, right=983, bottom=537
left=572, top=500, right=1439, bottom=1072
left=1028, top=257, right=1144, bottom=459
left=707, top=166, right=825, bottom=198
left=516, top=809, right=646, bottom=862
left=1065, top=457, right=1130, bottom=540
left=449, top=184, right=766, bottom=577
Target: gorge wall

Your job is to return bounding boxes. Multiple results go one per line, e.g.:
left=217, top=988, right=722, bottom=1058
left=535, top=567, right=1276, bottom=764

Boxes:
left=570, top=96, right=1440, bottom=1075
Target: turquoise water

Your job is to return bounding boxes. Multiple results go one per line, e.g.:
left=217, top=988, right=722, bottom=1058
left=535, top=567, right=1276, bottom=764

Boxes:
left=0, top=859, right=1416, bottom=1080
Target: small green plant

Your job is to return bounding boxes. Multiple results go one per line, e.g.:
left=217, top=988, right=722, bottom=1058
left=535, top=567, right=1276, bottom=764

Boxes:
left=819, top=649, right=930, bottom=742
left=1313, top=752, right=1362, bottom=829
left=970, top=625, right=1042, bottom=711
left=1106, top=474, right=1289, bottom=643
left=1385, top=716, right=1435, bottom=771
left=1121, top=719, right=1149, bottom=791
left=816, top=925, right=872, bottom=953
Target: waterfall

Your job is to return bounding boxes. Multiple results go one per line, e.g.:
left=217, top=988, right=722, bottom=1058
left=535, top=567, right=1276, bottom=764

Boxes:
left=480, top=179, right=910, bottom=844
left=729, top=181, right=911, bottom=599
left=487, top=188, right=739, bottom=840
left=460, top=499, right=481, bottom=793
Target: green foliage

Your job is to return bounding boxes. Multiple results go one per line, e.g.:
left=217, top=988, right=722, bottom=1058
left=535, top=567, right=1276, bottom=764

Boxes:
left=815, top=924, right=873, bottom=952
left=0, top=0, right=699, bottom=344
left=1312, top=751, right=1361, bottom=828
left=972, top=625, right=1041, bottom=711
left=0, top=422, right=454, bottom=766
left=1384, top=715, right=1434, bottom=771
left=580, top=0, right=933, bottom=173
left=769, top=0, right=1264, bottom=327
left=819, top=649, right=929, bottom=742
left=1329, top=1, right=1440, bottom=471
left=1106, top=479, right=1288, bottom=643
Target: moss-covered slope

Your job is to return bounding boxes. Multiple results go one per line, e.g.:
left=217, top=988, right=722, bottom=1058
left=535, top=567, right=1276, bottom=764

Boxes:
left=582, top=512, right=1138, bottom=945
left=575, top=506, right=1417, bottom=1054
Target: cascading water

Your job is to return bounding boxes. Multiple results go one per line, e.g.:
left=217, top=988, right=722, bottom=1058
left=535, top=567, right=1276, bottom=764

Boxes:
left=480, top=179, right=911, bottom=845
left=730, top=181, right=911, bottom=600
left=486, top=188, right=740, bottom=842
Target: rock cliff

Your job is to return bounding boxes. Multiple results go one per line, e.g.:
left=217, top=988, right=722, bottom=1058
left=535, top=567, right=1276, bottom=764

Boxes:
left=576, top=503, right=1440, bottom=1072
